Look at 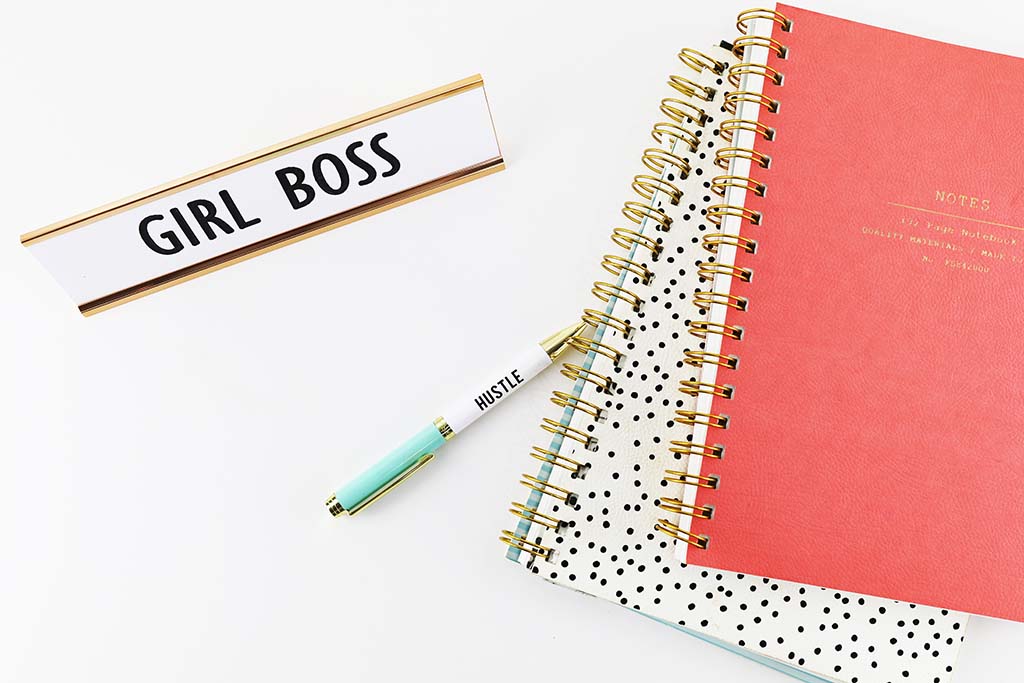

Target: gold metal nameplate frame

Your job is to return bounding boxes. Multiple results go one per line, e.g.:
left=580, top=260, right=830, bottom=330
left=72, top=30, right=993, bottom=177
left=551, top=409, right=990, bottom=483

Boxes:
left=21, top=75, right=504, bottom=315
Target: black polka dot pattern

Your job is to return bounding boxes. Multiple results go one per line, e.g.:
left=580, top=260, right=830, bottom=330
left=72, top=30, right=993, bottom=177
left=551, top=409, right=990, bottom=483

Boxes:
left=506, top=44, right=966, bottom=683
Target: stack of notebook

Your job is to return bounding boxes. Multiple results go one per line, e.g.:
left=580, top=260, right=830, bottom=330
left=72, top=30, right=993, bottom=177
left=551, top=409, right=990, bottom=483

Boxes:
left=501, top=4, right=1024, bottom=682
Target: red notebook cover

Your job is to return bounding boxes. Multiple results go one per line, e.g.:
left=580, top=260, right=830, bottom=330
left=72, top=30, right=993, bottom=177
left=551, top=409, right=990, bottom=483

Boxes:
left=686, top=4, right=1024, bottom=621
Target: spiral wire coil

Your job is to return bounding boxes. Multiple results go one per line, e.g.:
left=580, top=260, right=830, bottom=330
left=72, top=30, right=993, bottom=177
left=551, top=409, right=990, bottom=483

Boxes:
left=655, top=7, right=790, bottom=551
left=500, top=46, right=729, bottom=563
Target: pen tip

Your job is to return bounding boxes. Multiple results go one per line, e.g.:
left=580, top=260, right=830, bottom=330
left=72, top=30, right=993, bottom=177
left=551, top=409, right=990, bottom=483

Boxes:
left=540, top=321, right=589, bottom=360
left=325, top=495, right=348, bottom=517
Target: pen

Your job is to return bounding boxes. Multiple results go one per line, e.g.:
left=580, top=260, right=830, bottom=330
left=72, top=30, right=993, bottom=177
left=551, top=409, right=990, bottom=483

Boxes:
left=326, top=320, right=588, bottom=516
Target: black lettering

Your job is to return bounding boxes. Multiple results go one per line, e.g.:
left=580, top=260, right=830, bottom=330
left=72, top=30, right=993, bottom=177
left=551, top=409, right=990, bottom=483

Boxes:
left=496, top=378, right=510, bottom=392
left=311, top=153, right=349, bottom=195
left=169, top=207, right=200, bottom=246
left=491, top=383, right=503, bottom=399
left=512, top=369, right=524, bottom=384
left=370, top=132, right=401, bottom=177
left=187, top=199, right=233, bottom=240
left=345, top=141, right=377, bottom=187
left=475, top=395, right=487, bottom=411
left=139, top=215, right=183, bottom=255
left=275, top=167, right=316, bottom=210
left=219, top=190, right=262, bottom=229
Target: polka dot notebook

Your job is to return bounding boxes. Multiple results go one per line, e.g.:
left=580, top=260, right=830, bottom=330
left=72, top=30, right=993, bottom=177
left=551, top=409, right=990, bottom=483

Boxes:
left=500, top=8, right=967, bottom=683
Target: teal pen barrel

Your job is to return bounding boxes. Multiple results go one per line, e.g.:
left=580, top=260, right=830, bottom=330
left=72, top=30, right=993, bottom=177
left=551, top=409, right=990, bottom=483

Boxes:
left=332, top=423, right=446, bottom=514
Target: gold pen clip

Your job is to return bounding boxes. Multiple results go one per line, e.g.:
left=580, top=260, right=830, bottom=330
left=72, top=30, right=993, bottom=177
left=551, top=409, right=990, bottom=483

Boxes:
left=343, top=453, right=435, bottom=516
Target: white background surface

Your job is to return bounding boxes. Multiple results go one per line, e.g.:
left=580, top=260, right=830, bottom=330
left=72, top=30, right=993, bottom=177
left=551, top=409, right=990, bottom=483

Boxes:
left=2, top=1, right=1021, bottom=681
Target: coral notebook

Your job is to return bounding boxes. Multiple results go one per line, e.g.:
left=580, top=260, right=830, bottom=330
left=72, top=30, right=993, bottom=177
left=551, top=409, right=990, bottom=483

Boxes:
left=500, top=6, right=970, bottom=683
left=672, top=4, right=1024, bottom=621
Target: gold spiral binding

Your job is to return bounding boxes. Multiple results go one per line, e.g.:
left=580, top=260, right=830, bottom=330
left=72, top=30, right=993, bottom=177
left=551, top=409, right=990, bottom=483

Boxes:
left=551, top=391, right=606, bottom=422
left=702, top=233, right=758, bottom=254
left=668, top=75, right=716, bottom=101
left=694, top=290, right=749, bottom=311
left=560, top=363, right=615, bottom=393
left=679, top=380, right=734, bottom=399
left=650, top=122, right=701, bottom=152
left=732, top=34, right=788, bottom=59
left=602, top=253, right=654, bottom=283
left=623, top=201, right=673, bottom=230
left=677, top=47, right=726, bottom=75
left=684, top=350, right=739, bottom=369
left=727, top=62, right=783, bottom=88
left=507, top=499, right=565, bottom=532
left=711, top=174, right=766, bottom=197
left=642, top=147, right=691, bottom=178
left=510, top=39, right=731, bottom=561
left=581, top=308, right=633, bottom=338
left=664, top=470, right=720, bottom=489
left=520, top=473, right=577, bottom=503
left=509, top=502, right=563, bottom=530
left=500, top=529, right=552, bottom=559
left=592, top=281, right=644, bottom=312
left=736, top=7, right=793, bottom=34
left=530, top=445, right=586, bottom=473
left=719, top=119, right=775, bottom=144
left=697, top=262, right=754, bottom=283
left=724, top=90, right=780, bottom=115
left=566, top=335, right=624, bottom=365
left=632, top=173, right=683, bottom=204
left=610, top=227, right=662, bottom=259
left=688, top=320, right=744, bottom=340
left=540, top=417, right=597, bottom=450
left=655, top=9, right=790, bottom=553
left=675, top=410, right=730, bottom=429
left=655, top=519, right=709, bottom=549
left=656, top=496, right=714, bottom=520
left=707, top=203, right=762, bottom=226
left=659, top=99, right=709, bottom=129
left=715, top=146, right=771, bottom=170
left=668, top=441, right=725, bottom=459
